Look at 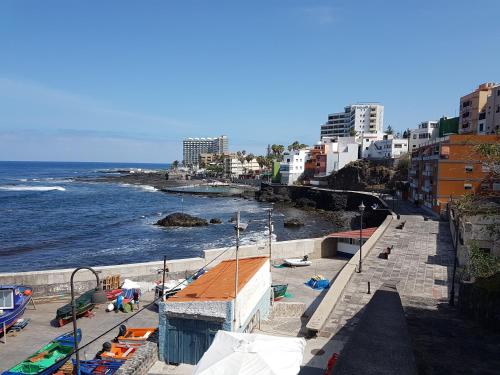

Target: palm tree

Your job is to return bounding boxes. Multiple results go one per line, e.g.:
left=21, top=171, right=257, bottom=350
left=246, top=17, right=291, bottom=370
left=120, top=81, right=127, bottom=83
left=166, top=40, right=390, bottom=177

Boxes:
left=172, top=160, right=179, bottom=170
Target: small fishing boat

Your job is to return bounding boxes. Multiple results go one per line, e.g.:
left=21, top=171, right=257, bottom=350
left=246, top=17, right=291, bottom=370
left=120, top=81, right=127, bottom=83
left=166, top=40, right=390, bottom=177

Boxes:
left=0, top=285, right=33, bottom=335
left=284, top=258, right=312, bottom=267
left=117, top=327, right=157, bottom=346
left=100, top=344, right=136, bottom=361
left=55, top=289, right=95, bottom=327
left=2, top=329, right=81, bottom=375
left=73, top=359, right=123, bottom=375
left=272, top=284, right=288, bottom=301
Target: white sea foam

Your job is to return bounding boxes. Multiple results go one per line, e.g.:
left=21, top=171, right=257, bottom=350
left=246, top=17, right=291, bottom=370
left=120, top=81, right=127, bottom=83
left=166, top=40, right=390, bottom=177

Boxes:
left=118, top=183, right=157, bottom=192
left=0, top=185, right=66, bottom=192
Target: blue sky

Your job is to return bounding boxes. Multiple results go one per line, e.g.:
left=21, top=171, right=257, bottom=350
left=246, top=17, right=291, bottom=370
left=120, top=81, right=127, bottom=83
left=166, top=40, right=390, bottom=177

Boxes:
left=1, top=1, right=499, bottom=163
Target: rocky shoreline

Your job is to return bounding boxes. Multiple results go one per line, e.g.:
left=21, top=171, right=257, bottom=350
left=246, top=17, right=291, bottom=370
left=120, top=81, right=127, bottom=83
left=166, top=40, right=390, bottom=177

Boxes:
left=85, top=170, right=378, bottom=232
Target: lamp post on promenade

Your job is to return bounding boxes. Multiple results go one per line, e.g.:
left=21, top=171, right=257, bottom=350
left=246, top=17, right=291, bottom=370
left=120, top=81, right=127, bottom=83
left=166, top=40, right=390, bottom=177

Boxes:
left=70, top=267, right=108, bottom=375
left=358, top=201, right=365, bottom=273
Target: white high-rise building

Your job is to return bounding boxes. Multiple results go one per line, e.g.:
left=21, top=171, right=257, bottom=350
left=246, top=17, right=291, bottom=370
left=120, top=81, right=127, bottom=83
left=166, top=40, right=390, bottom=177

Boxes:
left=320, top=104, right=384, bottom=139
left=183, top=135, right=228, bottom=166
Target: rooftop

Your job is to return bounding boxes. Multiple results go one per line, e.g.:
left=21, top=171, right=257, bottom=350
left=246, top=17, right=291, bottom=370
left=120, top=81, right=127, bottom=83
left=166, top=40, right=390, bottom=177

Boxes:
left=168, top=256, right=268, bottom=302
left=327, top=227, right=378, bottom=240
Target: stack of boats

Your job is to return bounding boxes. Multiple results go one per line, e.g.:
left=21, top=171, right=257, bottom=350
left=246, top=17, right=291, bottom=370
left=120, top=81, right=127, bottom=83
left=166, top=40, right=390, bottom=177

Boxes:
left=1, top=326, right=157, bottom=375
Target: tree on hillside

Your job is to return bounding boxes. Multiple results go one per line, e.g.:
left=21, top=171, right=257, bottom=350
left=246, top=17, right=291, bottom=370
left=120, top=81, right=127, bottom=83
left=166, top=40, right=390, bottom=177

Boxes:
left=385, top=125, right=394, bottom=135
left=271, top=144, right=285, bottom=161
left=402, top=129, right=410, bottom=139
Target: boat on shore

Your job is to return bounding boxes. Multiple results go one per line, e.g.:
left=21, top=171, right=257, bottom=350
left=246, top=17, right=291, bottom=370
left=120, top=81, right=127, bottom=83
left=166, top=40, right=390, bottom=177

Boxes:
left=100, top=343, right=136, bottom=361
left=0, top=285, right=33, bottom=335
left=272, top=284, right=288, bottom=301
left=72, top=359, right=123, bottom=375
left=284, top=258, right=312, bottom=267
left=117, top=327, right=157, bottom=346
left=55, top=289, right=95, bottom=327
left=2, top=329, right=81, bottom=375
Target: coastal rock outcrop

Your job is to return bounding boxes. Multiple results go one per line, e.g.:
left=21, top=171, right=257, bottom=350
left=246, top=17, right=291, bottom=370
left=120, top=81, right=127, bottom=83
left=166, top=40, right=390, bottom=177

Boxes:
left=284, top=218, right=304, bottom=228
left=210, top=218, right=222, bottom=224
left=156, top=213, right=208, bottom=227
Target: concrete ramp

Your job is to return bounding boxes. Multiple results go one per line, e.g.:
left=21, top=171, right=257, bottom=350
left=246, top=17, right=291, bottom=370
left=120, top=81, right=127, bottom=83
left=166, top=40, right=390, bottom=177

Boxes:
left=333, top=283, right=417, bottom=375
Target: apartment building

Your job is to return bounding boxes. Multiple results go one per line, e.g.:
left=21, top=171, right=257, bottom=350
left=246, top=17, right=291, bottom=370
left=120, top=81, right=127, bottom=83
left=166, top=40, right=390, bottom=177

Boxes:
left=320, top=104, right=384, bottom=139
left=408, top=121, right=439, bottom=151
left=408, top=134, right=499, bottom=215
left=484, top=84, right=500, bottom=134
left=365, top=135, right=408, bottom=159
left=459, top=82, right=499, bottom=134
left=305, top=137, right=359, bottom=178
left=182, top=135, right=229, bottom=166
left=280, top=149, right=310, bottom=185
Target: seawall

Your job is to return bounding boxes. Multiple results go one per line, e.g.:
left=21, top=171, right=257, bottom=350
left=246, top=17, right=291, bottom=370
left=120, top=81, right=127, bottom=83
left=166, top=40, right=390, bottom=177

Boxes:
left=0, top=237, right=327, bottom=297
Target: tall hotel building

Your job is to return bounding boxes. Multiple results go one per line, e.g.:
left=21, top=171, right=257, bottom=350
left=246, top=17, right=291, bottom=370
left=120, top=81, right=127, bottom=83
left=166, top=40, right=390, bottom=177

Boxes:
left=320, top=104, right=384, bottom=139
left=182, top=135, right=228, bottom=166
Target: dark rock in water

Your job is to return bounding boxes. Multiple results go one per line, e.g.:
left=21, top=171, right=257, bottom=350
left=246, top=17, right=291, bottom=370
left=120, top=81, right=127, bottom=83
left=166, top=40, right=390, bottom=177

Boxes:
left=284, top=218, right=304, bottom=228
left=295, top=197, right=317, bottom=209
left=210, top=218, right=222, bottom=224
left=156, top=212, right=208, bottom=227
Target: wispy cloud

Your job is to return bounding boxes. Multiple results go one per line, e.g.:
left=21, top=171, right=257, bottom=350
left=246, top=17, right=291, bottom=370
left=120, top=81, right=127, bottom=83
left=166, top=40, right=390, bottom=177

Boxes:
left=299, top=5, right=337, bottom=25
left=0, top=77, right=193, bottom=139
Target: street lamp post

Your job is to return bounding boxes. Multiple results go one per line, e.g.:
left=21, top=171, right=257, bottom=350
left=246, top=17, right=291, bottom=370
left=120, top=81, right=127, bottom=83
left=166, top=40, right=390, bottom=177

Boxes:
left=70, top=267, right=108, bottom=375
left=358, top=201, right=365, bottom=273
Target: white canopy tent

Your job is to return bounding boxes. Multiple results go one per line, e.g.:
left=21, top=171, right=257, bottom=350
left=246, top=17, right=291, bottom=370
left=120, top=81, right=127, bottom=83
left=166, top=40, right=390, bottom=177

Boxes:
left=193, top=331, right=306, bottom=375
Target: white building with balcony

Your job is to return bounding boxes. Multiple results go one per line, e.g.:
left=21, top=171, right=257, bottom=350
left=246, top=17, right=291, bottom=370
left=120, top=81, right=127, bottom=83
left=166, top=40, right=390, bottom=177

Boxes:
left=365, top=135, right=408, bottom=159
left=408, top=121, right=438, bottom=151
left=321, top=137, right=359, bottom=177
left=280, top=149, right=310, bottom=185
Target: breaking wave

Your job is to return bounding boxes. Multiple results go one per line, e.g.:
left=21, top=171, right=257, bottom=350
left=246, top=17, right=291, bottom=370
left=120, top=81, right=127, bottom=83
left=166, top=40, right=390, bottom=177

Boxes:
left=0, top=185, right=66, bottom=192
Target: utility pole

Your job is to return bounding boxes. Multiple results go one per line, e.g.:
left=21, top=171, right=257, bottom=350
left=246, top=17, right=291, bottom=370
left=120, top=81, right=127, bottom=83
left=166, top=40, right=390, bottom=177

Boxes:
left=268, top=206, right=273, bottom=272
left=233, top=211, right=240, bottom=330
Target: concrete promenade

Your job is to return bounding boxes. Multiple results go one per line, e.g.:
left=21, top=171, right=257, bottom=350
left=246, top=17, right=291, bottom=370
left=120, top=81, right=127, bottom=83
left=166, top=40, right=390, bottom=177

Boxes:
left=321, top=202, right=453, bottom=339
left=308, top=200, right=500, bottom=374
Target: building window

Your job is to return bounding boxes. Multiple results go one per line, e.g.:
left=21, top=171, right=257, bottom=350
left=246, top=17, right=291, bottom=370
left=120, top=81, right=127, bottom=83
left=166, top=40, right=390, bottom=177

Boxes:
left=479, top=112, right=486, bottom=120
left=479, top=123, right=484, bottom=132
left=464, top=183, right=473, bottom=190
left=465, top=165, right=473, bottom=173
left=413, top=134, right=417, bottom=139
left=497, top=106, right=500, bottom=113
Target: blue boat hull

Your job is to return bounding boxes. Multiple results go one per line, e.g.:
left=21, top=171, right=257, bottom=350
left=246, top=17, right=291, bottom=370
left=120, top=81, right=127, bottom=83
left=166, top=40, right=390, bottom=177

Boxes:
left=0, top=286, right=32, bottom=335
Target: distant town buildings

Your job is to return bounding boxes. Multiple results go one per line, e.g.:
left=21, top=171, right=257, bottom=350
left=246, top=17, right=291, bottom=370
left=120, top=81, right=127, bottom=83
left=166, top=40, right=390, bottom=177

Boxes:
left=320, top=104, right=384, bottom=139
left=365, top=135, right=408, bottom=159
left=182, top=135, right=228, bottom=166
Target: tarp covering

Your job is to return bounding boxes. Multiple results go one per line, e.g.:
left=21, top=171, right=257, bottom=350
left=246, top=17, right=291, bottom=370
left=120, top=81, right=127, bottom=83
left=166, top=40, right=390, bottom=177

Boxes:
left=193, top=331, right=306, bottom=375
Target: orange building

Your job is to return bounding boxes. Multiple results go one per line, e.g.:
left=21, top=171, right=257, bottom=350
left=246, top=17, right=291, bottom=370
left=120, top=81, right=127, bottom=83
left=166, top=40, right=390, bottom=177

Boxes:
left=304, top=143, right=327, bottom=176
left=408, top=134, right=499, bottom=214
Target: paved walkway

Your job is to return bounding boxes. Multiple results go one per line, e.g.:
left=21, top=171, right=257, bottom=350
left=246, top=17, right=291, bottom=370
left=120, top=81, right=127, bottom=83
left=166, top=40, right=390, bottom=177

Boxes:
left=320, top=201, right=453, bottom=339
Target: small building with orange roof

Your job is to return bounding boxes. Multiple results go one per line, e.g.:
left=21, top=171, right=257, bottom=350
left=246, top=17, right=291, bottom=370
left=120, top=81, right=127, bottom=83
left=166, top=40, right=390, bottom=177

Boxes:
left=158, top=256, right=271, bottom=365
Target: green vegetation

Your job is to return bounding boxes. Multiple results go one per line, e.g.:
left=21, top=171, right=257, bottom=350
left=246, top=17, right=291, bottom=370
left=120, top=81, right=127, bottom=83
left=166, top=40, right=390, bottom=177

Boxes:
left=465, top=240, right=500, bottom=281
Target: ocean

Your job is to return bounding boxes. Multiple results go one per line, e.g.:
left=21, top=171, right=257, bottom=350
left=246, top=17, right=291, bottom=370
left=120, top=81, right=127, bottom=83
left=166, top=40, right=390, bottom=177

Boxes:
left=0, top=161, right=338, bottom=272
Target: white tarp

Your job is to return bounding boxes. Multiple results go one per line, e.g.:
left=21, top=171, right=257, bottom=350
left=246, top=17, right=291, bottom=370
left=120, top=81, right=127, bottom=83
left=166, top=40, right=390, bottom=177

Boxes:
left=193, top=331, right=306, bottom=375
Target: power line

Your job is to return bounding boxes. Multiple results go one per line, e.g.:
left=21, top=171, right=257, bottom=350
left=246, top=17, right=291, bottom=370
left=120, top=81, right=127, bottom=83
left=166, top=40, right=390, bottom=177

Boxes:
left=53, top=241, right=238, bottom=366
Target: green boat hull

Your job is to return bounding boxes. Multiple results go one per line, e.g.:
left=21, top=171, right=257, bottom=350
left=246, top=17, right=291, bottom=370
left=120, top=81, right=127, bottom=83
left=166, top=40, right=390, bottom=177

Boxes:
left=5, top=341, right=73, bottom=375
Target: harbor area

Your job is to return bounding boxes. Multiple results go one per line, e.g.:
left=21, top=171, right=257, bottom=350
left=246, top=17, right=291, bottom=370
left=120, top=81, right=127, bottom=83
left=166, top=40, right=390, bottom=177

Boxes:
left=0, top=257, right=349, bottom=374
